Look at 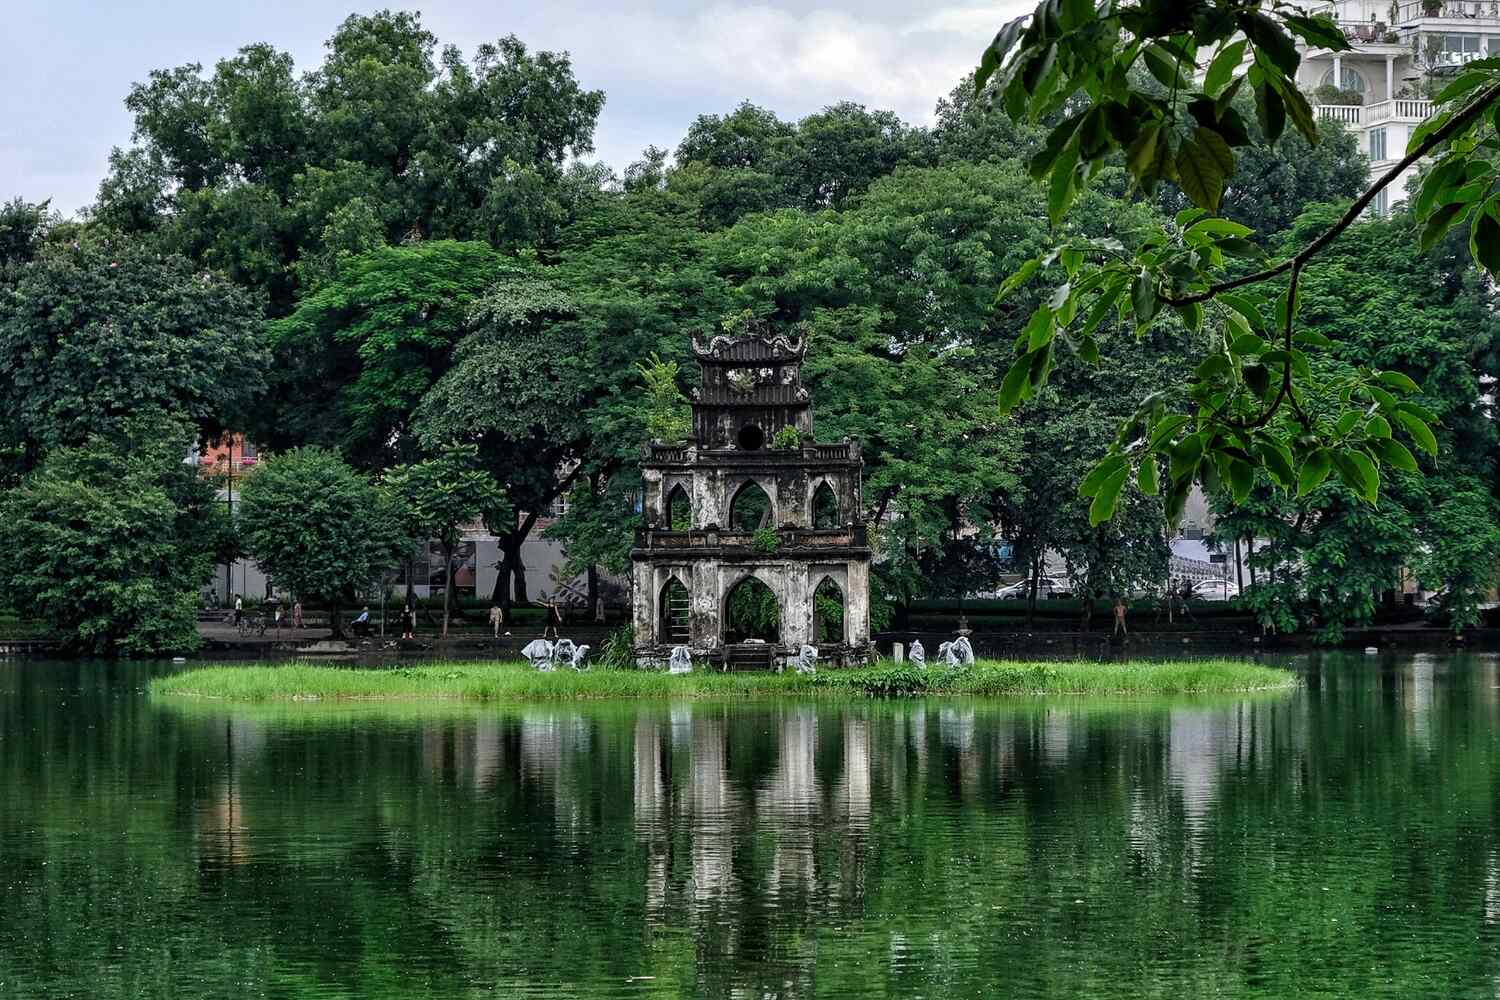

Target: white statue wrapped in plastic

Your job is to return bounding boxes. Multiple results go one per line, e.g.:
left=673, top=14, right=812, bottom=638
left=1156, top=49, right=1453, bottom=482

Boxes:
left=569, top=644, right=590, bottom=670
left=938, top=635, right=974, bottom=668
left=796, top=644, right=818, bottom=674
left=668, top=645, right=693, bottom=674
left=909, top=639, right=925, bottom=668
left=522, top=638, right=554, bottom=671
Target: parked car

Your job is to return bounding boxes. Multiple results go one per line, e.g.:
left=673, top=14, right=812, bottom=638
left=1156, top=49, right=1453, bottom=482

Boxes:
left=996, top=576, right=1070, bottom=600
left=1191, top=579, right=1241, bottom=602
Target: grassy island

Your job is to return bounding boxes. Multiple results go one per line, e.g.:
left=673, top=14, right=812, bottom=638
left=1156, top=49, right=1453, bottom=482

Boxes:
left=150, top=658, right=1296, bottom=704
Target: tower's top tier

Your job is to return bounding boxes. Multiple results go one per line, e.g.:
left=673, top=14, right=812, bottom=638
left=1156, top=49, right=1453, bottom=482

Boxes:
left=689, top=328, right=812, bottom=451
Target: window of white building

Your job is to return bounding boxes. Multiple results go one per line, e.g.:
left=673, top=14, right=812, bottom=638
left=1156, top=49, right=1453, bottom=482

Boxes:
left=1431, top=33, right=1482, bottom=66
left=1319, top=66, right=1367, bottom=93
left=1371, top=188, right=1389, bottom=217
left=1369, top=126, right=1387, bottom=162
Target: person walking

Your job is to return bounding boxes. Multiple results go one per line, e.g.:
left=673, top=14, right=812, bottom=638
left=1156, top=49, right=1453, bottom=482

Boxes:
left=233, top=595, right=243, bottom=627
left=488, top=604, right=505, bottom=638
left=292, top=599, right=303, bottom=629
left=400, top=603, right=415, bottom=641
left=1112, top=598, right=1128, bottom=636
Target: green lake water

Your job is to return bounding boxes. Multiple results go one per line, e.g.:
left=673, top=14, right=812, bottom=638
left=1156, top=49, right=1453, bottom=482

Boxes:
left=3, top=653, right=1500, bottom=998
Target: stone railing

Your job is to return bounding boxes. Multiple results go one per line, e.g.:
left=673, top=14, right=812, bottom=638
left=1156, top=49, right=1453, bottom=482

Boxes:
left=1315, top=100, right=1435, bottom=128
left=805, top=441, right=858, bottom=462
left=636, top=525, right=868, bottom=551
left=1316, top=104, right=1363, bottom=125
left=1364, top=99, right=1434, bottom=124
left=645, top=443, right=692, bottom=464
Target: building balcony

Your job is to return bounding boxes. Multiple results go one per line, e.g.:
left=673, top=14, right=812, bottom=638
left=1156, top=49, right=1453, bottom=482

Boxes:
left=633, top=524, right=870, bottom=554
left=1315, top=98, right=1434, bottom=126
left=643, top=439, right=861, bottom=466
left=1390, top=1, right=1500, bottom=27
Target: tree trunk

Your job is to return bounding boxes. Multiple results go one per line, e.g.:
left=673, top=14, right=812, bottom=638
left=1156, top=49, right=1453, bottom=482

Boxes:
left=441, top=540, right=454, bottom=638
left=588, top=563, right=601, bottom=621
left=329, top=597, right=344, bottom=639
left=1234, top=537, right=1244, bottom=591
left=496, top=510, right=542, bottom=608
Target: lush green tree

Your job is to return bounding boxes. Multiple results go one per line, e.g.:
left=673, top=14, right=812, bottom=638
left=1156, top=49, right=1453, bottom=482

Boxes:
left=384, top=447, right=507, bottom=636
left=97, top=12, right=605, bottom=313
left=974, top=0, right=1475, bottom=525
left=671, top=100, right=930, bottom=227
left=0, top=429, right=229, bottom=655
left=237, top=447, right=394, bottom=638
left=0, top=233, right=266, bottom=470
left=0, top=198, right=59, bottom=268
left=263, top=240, right=514, bottom=468
left=411, top=272, right=597, bottom=605
left=1211, top=205, right=1500, bottom=639
left=498, top=182, right=726, bottom=602
left=931, top=74, right=1046, bottom=166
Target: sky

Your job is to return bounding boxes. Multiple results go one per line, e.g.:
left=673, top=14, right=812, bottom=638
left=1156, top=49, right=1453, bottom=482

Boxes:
left=3, top=0, right=1032, bottom=217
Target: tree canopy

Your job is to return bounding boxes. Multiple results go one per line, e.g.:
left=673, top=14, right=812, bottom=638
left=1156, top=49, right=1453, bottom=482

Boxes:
left=0, top=233, right=266, bottom=470
left=94, top=11, right=605, bottom=313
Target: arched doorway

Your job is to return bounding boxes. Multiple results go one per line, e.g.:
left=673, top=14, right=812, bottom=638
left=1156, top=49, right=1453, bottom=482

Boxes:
left=666, top=484, right=691, bottom=530
left=659, top=576, right=689, bottom=644
left=724, top=575, right=779, bottom=643
left=729, top=481, right=773, bottom=531
left=814, top=576, right=845, bottom=644
left=812, top=482, right=839, bottom=529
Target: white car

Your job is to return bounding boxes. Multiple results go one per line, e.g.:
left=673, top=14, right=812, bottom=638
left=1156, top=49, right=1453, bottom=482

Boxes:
left=996, top=576, right=1068, bottom=600
left=1191, top=579, right=1241, bottom=601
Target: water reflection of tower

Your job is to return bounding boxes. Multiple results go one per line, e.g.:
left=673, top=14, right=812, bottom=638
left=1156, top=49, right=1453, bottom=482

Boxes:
left=686, top=713, right=738, bottom=908
left=831, top=715, right=872, bottom=907
left=634, top=716, right=670, bottom=917
left=759, top=707, right=818, bottom=901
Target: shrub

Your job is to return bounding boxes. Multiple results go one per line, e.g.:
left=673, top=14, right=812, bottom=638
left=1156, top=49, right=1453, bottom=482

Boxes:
left=770, top=426, right=803, bottom=450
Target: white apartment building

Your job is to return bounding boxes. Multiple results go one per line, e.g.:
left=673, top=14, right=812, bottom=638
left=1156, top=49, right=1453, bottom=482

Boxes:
left=1299, top=0, right=1500, bottom=208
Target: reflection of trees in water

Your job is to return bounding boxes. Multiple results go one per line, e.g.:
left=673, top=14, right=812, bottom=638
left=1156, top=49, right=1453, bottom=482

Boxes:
left=10, top=656, right=1500, bottom=996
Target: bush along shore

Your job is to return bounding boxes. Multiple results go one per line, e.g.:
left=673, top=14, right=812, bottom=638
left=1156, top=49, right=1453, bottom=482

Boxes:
left=150, top=658, right=1297, bottom=704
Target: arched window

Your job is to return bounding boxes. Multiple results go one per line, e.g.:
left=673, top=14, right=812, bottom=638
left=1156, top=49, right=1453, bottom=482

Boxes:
left=666, top=484, right=691, bottom=531
left=1318, top=65, right=1366, bottom=94
left=729, top=481, right=773, bottom=532
left=724, top=575, right=779, bottom=643
left=659, top=576, right=689, bottom=644
left=812, top=482, right=839, bottom=529
left=814, top=577, right=845, bottom=644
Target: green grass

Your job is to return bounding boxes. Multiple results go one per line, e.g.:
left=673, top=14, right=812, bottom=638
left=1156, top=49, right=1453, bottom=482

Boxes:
left=149, top=657, right=1296, bottom=705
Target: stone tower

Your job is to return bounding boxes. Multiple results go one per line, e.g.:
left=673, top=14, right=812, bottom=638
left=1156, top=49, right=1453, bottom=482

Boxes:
left=631, top=329, right=872, bottom=669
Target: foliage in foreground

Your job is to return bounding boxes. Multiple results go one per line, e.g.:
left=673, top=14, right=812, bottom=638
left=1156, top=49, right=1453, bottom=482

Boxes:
left=150, top=657, right=1295, bottom=703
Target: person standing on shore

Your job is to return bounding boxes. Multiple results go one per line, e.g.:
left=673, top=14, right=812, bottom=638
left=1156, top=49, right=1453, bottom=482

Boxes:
left=1113, top=598, right=1128, bottom=636
left=292, top=599, right=303, bottom=629
left=489, top=604, right=504, bottom=638
left=234, top=595, right=243, bottom=626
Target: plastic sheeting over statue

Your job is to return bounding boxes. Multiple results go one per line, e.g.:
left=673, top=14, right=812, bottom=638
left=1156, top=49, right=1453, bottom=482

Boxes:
left=936, top=636, right=974, bottom=667
left=522, top=639, right=554, bottom=671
